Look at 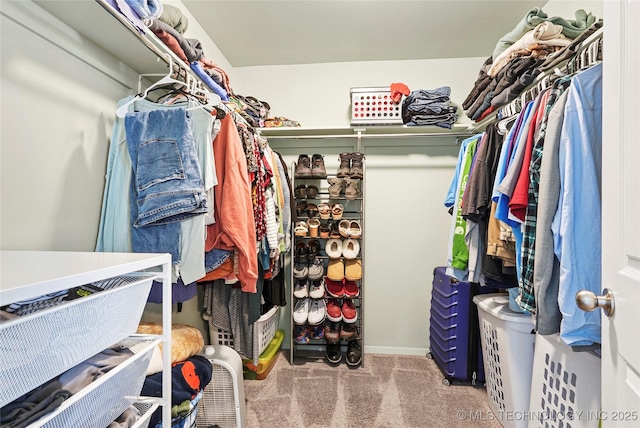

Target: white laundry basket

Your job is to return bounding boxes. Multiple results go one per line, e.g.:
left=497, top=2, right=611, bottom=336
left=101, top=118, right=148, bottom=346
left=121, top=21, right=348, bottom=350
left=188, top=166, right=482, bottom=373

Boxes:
left=527, top=333, right=601, bottom=428
left=474, top=294, right=536, bottom=428
left=196, top=345, right=247, bottom=428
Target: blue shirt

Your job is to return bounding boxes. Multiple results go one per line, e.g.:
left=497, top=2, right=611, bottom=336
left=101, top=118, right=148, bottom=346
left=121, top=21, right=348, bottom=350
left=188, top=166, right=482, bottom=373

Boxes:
left=552, top=63, right=603, bottom=347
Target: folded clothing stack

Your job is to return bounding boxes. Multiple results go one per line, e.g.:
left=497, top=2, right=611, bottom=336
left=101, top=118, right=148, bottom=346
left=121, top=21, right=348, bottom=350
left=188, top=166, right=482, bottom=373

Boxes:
left=401, top=87, right=459, bottom=129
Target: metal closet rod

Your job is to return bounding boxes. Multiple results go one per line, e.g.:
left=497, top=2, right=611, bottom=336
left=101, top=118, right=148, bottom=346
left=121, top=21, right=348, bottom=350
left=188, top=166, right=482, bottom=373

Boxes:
left=262, top=131, right=474, bottom=139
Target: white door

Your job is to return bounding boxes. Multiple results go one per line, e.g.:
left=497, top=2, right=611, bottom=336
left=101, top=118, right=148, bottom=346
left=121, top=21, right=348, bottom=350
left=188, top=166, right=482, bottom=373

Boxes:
left=600, top=0, right=640, bottom=425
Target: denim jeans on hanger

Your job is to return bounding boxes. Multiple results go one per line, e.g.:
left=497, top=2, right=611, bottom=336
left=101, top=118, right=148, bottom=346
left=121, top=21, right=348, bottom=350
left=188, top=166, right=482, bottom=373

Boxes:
left=125, top=107, right=207, bottom=258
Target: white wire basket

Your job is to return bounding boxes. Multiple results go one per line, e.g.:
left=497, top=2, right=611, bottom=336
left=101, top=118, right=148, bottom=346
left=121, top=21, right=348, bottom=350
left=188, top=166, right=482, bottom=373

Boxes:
left=0, top=273, right=155, bottom=407
left=33, top=338, right=158, bottom=428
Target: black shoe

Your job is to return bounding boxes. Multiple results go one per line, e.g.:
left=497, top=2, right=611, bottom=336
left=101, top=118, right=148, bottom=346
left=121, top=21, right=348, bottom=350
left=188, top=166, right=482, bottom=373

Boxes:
left=325, top=342, right=342, bottom=364
left=346, top=339, right=362, bottom=367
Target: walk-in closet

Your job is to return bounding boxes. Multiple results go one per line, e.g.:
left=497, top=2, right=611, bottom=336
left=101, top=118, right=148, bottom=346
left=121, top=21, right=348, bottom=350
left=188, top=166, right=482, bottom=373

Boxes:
left=2, top=0, right=639, bottom=427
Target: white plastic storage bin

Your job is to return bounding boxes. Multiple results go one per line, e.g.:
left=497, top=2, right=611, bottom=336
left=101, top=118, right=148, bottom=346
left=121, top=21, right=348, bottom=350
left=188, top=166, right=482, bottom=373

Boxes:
left=0, top=273, right=155, bottom=407
left=474, top=294, right=536, bottom=428
left=528, top=333, right=601, bottom=428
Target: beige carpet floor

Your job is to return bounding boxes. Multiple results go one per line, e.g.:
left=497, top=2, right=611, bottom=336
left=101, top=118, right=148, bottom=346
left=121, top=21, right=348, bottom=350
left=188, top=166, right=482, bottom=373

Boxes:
left=242, top=350, right=502, bottom=428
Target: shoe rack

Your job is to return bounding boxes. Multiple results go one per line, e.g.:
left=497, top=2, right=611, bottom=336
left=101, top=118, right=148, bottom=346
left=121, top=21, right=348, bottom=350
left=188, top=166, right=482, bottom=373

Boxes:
left=289, top=152, right=365, bottom=367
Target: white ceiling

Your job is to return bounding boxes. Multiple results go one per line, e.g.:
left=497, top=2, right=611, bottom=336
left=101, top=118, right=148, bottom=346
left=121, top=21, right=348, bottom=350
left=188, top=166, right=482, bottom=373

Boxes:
left=181, top=0, right=548, bottom=67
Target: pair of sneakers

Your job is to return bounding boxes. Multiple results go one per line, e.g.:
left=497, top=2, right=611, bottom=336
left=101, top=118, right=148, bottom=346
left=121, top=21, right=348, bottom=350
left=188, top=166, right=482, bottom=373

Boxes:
left=326, top=298, right=357, bottom=323
left=293, top=297, right=326, bottom=325
left=294, top=324, right=324, bottom=344
left=293, top=278, right=325, bottom=299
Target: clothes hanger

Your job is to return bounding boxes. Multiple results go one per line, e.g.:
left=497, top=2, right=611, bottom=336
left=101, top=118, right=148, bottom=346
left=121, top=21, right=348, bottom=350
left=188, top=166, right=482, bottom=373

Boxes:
left=116, top=55, right=190, bottom=118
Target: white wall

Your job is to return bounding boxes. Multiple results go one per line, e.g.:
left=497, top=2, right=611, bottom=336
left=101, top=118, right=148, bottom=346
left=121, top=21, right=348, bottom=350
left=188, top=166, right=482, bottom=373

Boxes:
left=232, top=57, right=482, bottom=128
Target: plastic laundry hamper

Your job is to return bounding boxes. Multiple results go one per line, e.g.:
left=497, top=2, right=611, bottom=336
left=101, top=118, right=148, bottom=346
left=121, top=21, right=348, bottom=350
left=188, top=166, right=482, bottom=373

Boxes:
left=528, top=333, right=601, bottom=428
left=474, top=294, right=536, bottom=428
left=196, top=345, right=247, bottom=428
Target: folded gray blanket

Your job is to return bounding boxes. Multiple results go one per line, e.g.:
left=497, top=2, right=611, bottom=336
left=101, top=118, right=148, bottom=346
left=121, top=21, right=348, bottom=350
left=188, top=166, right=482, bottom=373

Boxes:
left=159, top=4, right=188, bottom=34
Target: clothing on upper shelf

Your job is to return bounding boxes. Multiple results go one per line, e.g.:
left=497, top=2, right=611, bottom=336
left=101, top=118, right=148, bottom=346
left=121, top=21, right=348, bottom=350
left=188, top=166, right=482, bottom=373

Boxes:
left=444, top=62, right=603, bottom=348
left=401, top=87, right=458, bottom=129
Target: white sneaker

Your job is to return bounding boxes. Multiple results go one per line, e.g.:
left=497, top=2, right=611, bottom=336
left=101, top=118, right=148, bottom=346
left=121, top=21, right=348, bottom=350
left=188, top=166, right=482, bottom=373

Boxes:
left=307, top=298, right=326, bottom=325
left=308, top=258, right=324, bottom=280
left=309, top=278, right=325, bottom=299
left=293, top=279, right=309, bottom=299
left=293, top=298, right=310, bottom=325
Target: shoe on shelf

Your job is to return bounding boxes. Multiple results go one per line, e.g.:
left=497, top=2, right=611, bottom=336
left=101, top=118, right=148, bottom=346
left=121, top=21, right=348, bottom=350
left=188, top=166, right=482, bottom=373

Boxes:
left=324, top=320, right=341, bottom=343
left=319, top=223, right=331, bottom=239
left=294, top=325, right=310, bottom=344
left=348, top=220, right=362, bottom=239
left=308, top=258, right=324, bottom=281
left=293, top=298, right=311, bottom=325
left=340, top=323, right=357, bottom=341
left=307, top=298, right=327, bottom=325
left=306, top=184, right=319, bottom=198
left=325, top=277, right=345, bottom=298
left=309, top=324, right=324, bottom=340
left=343, top=280, right=360, bottom=298
left=295, top=241, right=308, bottom=264
left=345, top=259, right=362, bottom=281
left=294, top=221, right=309, bottom=237
left=307, top=218, right=320, bottom=238
left=309, top=277, right=326, bottom=298
left=342, top=239, right=360, bottom=260
left=318, top=202, right=331, bottom=219
left=294, top=184, right=307, bottom=199
left=338, top=219, right=351, bottom=238
left=331, top=203, right=344, bottom=220
left=337, top=153, right=351, bottom=178
left=326, top=298, right=343, bottom=322
left=350, top=152, right=365, bottom=179
left=342, top=299, right=357, bottom=324
left=327, top=177, right=344, bottom=199
left=325, top=238, right=342, bottom=259
left=293, top=262, right=308, bottom=280
left=343, top=177, right=360, bottom=200
left=307, top=239, right=321, bottom=259
left=305, top=203, right=318, bottom=218
left=329, top=221, right=342, bottom=239
left=293, top=279, right=309, bottom=299
left=346, top=338, right=362, bottom=367
left=295, top=154, right=312, bottom=179
left=325, top=342, right=342, bottom=364
left=311, top=154, right=327, bottom=179
left=296, top=201, right=307, bottom=218
left=327, top=259, right=345, bottom=282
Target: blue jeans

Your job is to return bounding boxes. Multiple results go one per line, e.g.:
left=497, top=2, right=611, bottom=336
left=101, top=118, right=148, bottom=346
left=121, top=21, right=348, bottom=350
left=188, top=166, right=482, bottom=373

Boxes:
left=125, top=107, right=207, bottom=258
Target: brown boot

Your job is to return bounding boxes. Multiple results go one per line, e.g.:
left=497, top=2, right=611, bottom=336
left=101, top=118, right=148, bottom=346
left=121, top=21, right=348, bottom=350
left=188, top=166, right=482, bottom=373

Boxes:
left=343, top=177, right=360, bottom=200
left=327, top=177, right=344, bottom=199
left=337, top=153, right=351, bottom=178
left=295, top=154, right=312, bottom=178
left=311, top=154, right=327, bottom=178
left=350, top=152, right=365, bottom=179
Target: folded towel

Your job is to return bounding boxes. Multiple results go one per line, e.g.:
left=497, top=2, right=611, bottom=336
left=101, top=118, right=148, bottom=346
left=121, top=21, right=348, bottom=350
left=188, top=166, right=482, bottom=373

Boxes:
left=126, top=0, right=163, bottom=19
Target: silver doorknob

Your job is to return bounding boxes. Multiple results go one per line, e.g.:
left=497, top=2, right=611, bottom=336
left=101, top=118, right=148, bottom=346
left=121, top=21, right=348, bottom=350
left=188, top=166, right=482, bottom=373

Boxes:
left=576, top=288, right=615, bottom=317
